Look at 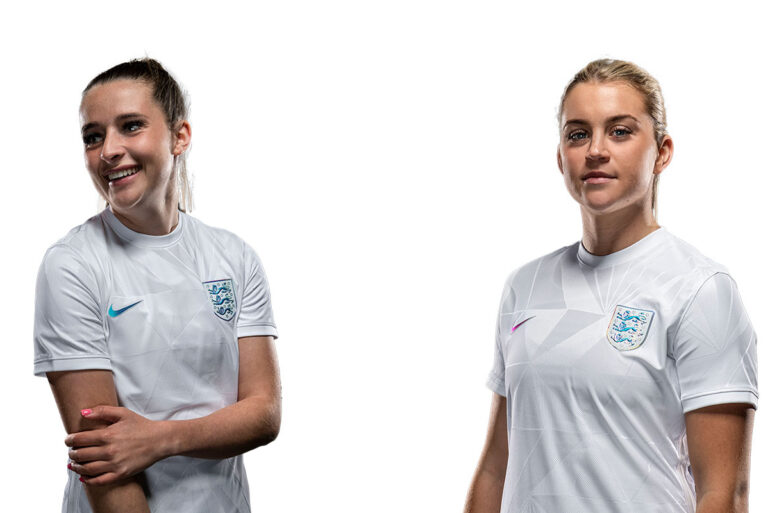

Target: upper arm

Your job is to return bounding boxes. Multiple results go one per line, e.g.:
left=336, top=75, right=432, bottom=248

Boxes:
left=237, top=337, right=281, bottom=433
left=673, top=272, right=758, bottom=413
left=236, top=242, right=278, bottom=339
left=675, top=273, right=757, bottom=509
left=685, top=403, right=754, bottom=508
left=33, top=245, right=111, bottom=376
left=477, top=393, right=508, bottom=478
left=47, top=369, right=119, bottom=434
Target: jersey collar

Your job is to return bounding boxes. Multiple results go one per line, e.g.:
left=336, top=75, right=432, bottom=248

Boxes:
left=101, top=207, right=185, bottom=248
left=577, top=227, right=668, bottom=268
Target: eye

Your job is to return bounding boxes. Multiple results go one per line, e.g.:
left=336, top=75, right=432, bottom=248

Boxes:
left=82, top=132, right=103, bottom=147
left=567, top=130, right=588, bottom=141
left=123, top=120, right=145, bottom=133
left=611, top=127, right=631, bottom=137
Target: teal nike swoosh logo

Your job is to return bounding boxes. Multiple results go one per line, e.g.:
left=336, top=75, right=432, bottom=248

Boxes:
left=512, top=316, right=535, bottom=333
left=108, top=300, right=143, bottom=318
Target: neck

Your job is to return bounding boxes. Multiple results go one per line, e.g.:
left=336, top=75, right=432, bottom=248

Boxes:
left=111, top=198, right=180, bottom=236
left=580, top=202, right=659, bottom=256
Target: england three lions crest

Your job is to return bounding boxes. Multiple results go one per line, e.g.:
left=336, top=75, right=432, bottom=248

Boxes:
left=204, top=279, right=236, bottom=321
left=607, top=305, right=654, bottom=351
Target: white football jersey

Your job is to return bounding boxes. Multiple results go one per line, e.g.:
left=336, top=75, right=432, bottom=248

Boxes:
left=488, top=228, right=757, bottom=513
left=34, top=208, right=278, bottom=513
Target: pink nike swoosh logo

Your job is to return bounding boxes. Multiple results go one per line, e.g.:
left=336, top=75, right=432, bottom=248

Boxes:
left=512, top=316, right=535, bottom=333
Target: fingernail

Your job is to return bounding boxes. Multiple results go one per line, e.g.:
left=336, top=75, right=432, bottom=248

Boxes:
left=67, top=463, right=72, bottom=470
left=79, top=476, right=85, bottom=483
left=81, top=409, right=92, bottom=417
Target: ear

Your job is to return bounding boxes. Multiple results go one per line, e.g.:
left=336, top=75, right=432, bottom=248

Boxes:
left=556, top=144, right=564, bottom=175
left=172, top=120, right=192, bottom=156
left=653, top=135, right=673, bottom=175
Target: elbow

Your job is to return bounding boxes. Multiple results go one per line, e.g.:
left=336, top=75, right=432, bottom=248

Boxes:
left=733, top=479, right=750, bottom=513
left=253, top=400, right=281, bottom=449
left=260, top=414, right=281, bottom=446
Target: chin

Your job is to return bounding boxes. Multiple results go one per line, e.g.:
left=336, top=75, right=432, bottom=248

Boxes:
left=108, top=191, right=144, bottom=212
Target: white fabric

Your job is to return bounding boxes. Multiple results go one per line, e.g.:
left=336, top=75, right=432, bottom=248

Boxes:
left=488, top=227, right=758, bottom=513
left=34, top=208, right=278, bottom=513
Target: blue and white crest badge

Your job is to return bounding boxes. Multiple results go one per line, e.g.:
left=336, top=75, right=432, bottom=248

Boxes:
left=607, top=305, right=654, bottom=351
left=204, top=279, right=236, bottom=321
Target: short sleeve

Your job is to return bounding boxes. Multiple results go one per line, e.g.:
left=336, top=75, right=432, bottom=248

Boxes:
left=486, top=280, right=514, bottom=396
left=237, top=242, right=278, bottom=339
left=674, top=272, right=758, bottom=413
left=33, top=245, right=111, bottom=377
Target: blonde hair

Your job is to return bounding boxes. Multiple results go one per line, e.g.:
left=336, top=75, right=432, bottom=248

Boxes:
left=559, top=59, right=668, bottom=217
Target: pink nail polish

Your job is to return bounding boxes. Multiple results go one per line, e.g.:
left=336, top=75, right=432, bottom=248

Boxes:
left=81, top=409, right=92, bottom=417
left=67, top=463, right=72, bottom=470
left=79, top=476, right=85, bottom=483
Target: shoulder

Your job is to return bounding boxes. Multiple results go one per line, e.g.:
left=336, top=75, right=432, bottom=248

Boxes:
left=182, top=213, right=262, bottom=266
left=182, top=213, right=248, bottom=248
left=653, top=229, right=732, bottom=293
left=657, top=229, right=728, bottom=275
left=40, top=213, right=111, bottom=276
left=503, top=242, right=578, bottom=293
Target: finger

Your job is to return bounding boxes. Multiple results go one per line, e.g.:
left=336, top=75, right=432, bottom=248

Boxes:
left=68, top=460, right=113, bottom=478
left=82, top=405, right=126, bottom=423
left=69, top=446, right=112, bottom=464
left=81, top=472, right=122, bottom=487
left=65, top=430, right=105, bottom=448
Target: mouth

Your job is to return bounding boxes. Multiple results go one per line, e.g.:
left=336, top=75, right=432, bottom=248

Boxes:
left=105, top=166, right=141, bottom=182
left=582, top=171, right=615, bottom=184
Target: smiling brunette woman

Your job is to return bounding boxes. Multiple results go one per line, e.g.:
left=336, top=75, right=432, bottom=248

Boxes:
left=464, top=59, right=757, bottom=513
left=33, top=59, right=281, bottom=513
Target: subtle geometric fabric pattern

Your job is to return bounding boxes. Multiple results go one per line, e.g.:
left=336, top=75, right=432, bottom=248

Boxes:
left=488, top=228, right=757, bottom=513
left=34, top=208, right=277, bottom=513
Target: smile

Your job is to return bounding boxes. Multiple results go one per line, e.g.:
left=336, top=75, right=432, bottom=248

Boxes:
left=107, top=166, right=141, bottom=182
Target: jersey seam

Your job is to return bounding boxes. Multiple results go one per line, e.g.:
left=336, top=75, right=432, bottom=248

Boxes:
left=681, top=388, right=758, bottom=401
left=34, top=355, right=110, bottom=363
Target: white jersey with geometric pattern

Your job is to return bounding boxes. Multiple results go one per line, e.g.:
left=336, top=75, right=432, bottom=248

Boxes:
left=488, top=228, right=757, bottom=513
left=34, top=207, right=278, bottom=513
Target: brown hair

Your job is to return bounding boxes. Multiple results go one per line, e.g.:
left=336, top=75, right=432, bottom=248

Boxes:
left=559, top=59, right=668, bottom=217
left=83, top=58, right=193, bottom=212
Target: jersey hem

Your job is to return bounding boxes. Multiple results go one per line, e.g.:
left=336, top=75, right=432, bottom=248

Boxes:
left=682, top=389, right=758, bottom=413
left=486, top=373, right=505, bottom=396
left=33, top=357, right=112, bottom=377
left=237, top=325, right=279, bottom=339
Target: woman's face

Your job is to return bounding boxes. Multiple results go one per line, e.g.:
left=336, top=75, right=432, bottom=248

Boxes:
left=80, top=79, right=187, bottom=215
left=557, top=81, right=670, bottom=216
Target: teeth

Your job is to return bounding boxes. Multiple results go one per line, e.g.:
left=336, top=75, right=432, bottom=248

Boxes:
left=107, top=166, right=140, bottom=181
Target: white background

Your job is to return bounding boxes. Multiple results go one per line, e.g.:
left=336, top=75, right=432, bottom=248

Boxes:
left=1, top=1, right=767, bottom=510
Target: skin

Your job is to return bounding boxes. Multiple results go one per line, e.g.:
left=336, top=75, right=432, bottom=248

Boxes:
left=80, top=79, right=190, bottom=236
left=49, top=79, right=282, bottom=512
left=464, top=81, right=754, bottom=513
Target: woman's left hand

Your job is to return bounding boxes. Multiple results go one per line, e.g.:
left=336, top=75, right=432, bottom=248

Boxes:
left=65, top=406, right=169, bottom=486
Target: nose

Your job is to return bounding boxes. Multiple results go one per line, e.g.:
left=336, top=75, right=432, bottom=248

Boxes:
left=99, top=129, right=123, bottom=164
left=586, top=134, right=609, bottom=162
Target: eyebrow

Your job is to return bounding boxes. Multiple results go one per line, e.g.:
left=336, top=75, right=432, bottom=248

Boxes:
left=81, top=113, right=148, bottom=134
left=562, top=114, right=641, bottom=130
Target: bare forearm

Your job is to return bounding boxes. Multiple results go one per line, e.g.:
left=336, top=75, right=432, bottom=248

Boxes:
left=162, top=395, right=280, bottom=459
left=464, top=467, right=505, bottom=513
left=85, top=479, right=150, bottom=513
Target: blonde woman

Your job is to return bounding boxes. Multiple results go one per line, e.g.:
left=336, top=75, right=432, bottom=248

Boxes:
left=464, top=59, right=757, bottom=512
left=33, top=58, right=280, bottom=513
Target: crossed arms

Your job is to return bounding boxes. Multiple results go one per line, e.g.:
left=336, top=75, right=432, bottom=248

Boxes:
left=47, top=336, right=280, bottom=513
